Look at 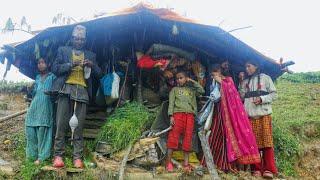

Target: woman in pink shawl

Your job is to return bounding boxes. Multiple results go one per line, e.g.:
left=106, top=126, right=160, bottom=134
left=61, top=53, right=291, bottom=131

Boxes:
left=201, top=64, right=260, bottom=172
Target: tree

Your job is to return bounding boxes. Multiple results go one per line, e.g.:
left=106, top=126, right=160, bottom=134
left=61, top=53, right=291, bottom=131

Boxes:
left=1, top=17, right=32, bottom=34
left=2, top=18, right=14, bottom=33
left=52, top=13, right=77, bottom=26
left=20, top=16, right=28, bottom=30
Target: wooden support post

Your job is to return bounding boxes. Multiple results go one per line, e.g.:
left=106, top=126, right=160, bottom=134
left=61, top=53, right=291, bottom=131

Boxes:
left=118, top=143, right=133, bottom=180
left=198, top=130, right=220, bottom=180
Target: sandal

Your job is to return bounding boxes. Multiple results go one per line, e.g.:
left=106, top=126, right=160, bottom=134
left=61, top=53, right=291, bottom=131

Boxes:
left=53, top=156, right=65, bottom=168
left=166, top=161, right=174, bottom=172
left=263, top=170, right=274, bottom=179
left=253, top=171, right=262, bottom=177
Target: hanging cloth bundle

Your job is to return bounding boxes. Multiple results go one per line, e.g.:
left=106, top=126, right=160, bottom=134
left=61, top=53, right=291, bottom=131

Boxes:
left=111, top=71, right=120, bottom=99
left=197, top=80, right=221, bottom=128
left=100, top=48, right=120, bottom=105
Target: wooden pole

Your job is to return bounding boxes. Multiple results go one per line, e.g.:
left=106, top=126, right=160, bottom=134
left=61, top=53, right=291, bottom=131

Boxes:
left=0, top=109, right=27, bottom=123
left=198, top=130, right=220, bottom=180
left=118, top=143, right=133, bottom=180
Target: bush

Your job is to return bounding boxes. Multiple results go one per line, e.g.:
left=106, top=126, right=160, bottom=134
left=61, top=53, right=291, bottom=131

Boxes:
left=0, top=80, right=31, bottom=93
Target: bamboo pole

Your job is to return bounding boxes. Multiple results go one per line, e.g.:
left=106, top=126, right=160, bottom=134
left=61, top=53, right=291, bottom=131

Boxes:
left=0, top=109, right=27, bottom=123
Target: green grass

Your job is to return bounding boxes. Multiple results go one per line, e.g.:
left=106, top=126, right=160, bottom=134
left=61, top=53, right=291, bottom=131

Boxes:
left=272, top=74, right=320, bottom=176
left=8, top=130, right=98, bottom=179
left=96, top=102, right=155, bottom=153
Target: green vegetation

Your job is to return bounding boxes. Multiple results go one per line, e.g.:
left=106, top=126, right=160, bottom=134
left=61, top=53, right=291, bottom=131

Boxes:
left=7, top=130, right=99, bottom=179
left=273, top=73, right=320, bottom=176
left=279, top=72, right=320, bottom=83
left=0, top=80, right=31, bottom=93
left=96, top=102, right=154, bottom=152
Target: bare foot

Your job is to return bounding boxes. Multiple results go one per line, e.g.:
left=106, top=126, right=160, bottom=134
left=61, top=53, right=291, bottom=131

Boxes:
left=34, top=160, right=41, bottom=165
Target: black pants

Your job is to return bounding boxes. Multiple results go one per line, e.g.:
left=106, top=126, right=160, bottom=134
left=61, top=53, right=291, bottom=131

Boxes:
left=53, top=96, right=87, bottom=160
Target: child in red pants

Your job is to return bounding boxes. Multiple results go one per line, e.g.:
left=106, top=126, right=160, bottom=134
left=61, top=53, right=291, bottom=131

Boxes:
left=166, top=71, right=204, bottom=172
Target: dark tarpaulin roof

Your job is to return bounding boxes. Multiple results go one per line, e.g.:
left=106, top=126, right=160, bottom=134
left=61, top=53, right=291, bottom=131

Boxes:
left=3, top=3, right=283, bottom=80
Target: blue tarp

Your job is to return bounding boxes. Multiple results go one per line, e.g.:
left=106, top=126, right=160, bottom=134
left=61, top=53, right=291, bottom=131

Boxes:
left=3, top=5, right=283, bottom=80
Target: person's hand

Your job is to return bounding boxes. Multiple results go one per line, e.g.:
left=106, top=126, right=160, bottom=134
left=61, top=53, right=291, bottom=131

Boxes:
left=154, top=62, right=163, bottom=67
left=187, top=77, right=196, bottom=83
left=213, top=75, right=222, bottom=83
left=72, top=61, right=82, bottom=67
left=239, top=72, right=245, bottom=82
left=84, top=59, right=93, bottom=67
left=253, top=97, right=262, bottom=105
left=163, top=70, right=173, bottom=79
left=170, top=116, right=175, bottom=126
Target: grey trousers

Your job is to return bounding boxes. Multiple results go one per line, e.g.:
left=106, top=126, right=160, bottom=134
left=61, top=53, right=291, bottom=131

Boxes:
left=53, top=96, right=87, bottom=160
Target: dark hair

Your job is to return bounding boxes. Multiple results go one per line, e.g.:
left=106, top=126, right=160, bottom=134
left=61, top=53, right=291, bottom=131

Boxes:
left=176, top=70, right=189, bottom=78
left=245, top=60, right=260, bottom=68
left=210, top=64, right=222, bottom=72
left=37, top=57, right=51, bottom=70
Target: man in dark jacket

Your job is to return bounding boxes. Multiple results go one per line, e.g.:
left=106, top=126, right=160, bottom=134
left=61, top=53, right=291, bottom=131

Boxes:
left=52, top=25, right=102, bottom=168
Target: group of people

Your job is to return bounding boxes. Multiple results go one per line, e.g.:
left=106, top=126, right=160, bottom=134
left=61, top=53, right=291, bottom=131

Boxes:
left=163, top=60, right=278, bottom=178
left=24, top=24, right=278, bottom=178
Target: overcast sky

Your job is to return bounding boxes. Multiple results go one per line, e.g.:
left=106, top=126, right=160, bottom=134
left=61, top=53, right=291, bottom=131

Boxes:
left=0, top=0, right=319, bottom=81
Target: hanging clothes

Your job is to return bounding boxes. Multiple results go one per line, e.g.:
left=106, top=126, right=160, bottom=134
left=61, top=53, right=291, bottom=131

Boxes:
left=137, top=55, right=169, bottom=70
left=100, top=73, right=114, bottom=96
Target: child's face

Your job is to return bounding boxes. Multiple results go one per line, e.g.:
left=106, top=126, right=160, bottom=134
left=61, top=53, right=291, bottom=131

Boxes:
left=176, top=72, right=187, bottom=86
left=211, top=70, right=221, bottom=79
left=38, top=59, right=47, bottom=72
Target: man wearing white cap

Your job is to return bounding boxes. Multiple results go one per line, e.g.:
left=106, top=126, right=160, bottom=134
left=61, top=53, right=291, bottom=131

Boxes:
left=51, top=25, right=102, bottom=168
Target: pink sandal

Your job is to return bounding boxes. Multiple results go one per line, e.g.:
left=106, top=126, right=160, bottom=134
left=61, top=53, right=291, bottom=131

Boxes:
left=53, top=156, right=65, bottom=168
left=166, top=161, right=174, bottom=172
left=253, top=170, right=262, bottom=177
left=263, top=171, right=274, bottom=179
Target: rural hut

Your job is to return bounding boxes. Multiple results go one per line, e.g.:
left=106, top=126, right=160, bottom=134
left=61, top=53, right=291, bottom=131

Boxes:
left=0, top=3, right=293, bottom=139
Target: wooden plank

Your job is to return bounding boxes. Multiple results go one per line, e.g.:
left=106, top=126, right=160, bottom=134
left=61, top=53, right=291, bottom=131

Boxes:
left=83, top=119, right=106, bottom=128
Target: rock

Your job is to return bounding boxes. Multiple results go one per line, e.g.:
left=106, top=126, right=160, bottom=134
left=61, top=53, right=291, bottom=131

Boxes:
left=0, top=159, right=15, bottom=176
left=0, top=159, right=9, bottom=166
left=3, top=139, right=11, bottom=145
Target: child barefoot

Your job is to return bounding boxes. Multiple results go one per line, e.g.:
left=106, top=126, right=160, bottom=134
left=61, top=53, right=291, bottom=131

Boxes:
left=166, top=71, right=204, bottom=172
left=25, top=58, right=55, bottom=165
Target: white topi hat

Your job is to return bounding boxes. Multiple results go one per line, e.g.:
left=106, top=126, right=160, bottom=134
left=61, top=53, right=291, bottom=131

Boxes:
left=72, top=25, right=86, bottom=38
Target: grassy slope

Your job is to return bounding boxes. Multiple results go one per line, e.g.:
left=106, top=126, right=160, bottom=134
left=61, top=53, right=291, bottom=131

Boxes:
left=272, top=73, right=320, bottom=176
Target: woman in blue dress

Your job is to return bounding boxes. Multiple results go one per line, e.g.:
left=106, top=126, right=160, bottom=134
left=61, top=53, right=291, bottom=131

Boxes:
left=25, top=58, right=55, bottom=165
